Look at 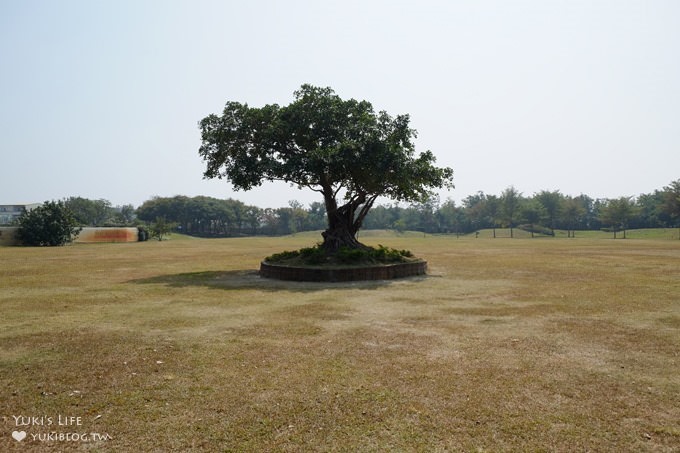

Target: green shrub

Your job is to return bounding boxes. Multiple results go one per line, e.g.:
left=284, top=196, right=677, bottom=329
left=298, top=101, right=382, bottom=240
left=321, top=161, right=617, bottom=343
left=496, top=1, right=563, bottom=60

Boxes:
left=266, top=250, right=300, bottom=262
left=17, top=200, right=81, bottom=246
left=266, top=244, right=414, bottom=266
left=336, top=245, right=412, bottom=264
left=375, top=245, right=413, bottom=261
left=336, top=247, right=368, bottom=264
left=299, top=245, right=326, bottom=264
left=518, top=224, right=555, bottom=236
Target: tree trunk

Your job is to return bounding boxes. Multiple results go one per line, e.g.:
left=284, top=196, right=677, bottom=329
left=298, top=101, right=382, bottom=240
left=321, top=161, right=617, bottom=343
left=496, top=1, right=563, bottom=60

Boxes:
left=321, top=218, right=364, bottom=252
left=321, top=192, right=372, bottom=253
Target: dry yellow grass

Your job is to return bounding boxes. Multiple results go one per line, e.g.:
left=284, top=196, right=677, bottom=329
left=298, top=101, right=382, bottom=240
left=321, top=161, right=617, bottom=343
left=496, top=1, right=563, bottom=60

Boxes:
left=1, top=234, right=679, bottom=451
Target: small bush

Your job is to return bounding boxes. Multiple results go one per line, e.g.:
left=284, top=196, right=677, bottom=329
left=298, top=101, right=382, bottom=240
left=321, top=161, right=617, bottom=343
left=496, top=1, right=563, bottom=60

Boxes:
left=337, top=245, right=413, bottom=264
left=299, top=246, right=326, bottom=264
left=336, top=247, right=368, bottom=264
left=266, top=250, right=300, bottom=262
left=518, top=224, right=555, bottom=236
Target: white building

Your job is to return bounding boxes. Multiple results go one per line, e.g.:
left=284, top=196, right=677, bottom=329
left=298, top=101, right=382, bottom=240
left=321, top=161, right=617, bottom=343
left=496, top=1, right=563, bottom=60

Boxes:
left=0, top=203, right=41, bottom=225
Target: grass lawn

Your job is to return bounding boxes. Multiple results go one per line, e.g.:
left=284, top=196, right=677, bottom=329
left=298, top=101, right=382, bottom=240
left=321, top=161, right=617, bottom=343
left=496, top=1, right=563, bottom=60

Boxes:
left=1, top=233, right=679, bottom=451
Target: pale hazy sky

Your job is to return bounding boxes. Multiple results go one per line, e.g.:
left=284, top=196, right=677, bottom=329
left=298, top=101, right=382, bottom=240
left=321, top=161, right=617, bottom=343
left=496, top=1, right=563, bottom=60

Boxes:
left=1, top=0, right=679, bottom=208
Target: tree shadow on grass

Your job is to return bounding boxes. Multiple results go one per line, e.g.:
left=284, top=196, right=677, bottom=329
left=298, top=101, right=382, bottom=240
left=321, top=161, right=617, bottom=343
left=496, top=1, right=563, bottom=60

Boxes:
left=130, top=269, right=432, bottom=293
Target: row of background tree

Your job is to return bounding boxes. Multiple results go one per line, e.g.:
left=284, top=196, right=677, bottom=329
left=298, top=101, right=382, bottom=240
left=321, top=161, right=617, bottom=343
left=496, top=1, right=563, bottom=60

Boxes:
left=57, top=180, right=680, bottom=237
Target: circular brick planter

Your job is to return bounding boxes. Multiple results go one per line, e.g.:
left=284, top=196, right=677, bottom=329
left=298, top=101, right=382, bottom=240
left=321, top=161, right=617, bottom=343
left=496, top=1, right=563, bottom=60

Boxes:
left=260, top=260, right=427, bottom=282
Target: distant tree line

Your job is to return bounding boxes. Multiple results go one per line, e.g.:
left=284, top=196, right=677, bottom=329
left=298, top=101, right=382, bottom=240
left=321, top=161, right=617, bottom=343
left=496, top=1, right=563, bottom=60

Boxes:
left=363, top=180, right=680, bottom=239
left=131, top=180, right=679, bottom=239
left=38, top=179, right=679, bottom=239
left=63, top=197, right=136, bottom=227
left=134, top=196, right=327, bottom=236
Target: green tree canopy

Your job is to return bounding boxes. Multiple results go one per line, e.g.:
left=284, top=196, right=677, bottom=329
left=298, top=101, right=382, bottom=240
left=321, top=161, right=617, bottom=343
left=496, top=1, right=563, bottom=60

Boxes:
left=17, top=200, right=81, bottom=246
left=136, top=195, right=252, bottom=236
left=535, top=190, right=563, bottom=234
left=520, top=199, right=547, bottom=237
left=148, top=217, right=177, bottom=241
left=64, top=197, right=114, bottom=226
left=198, top=84, right=453, bottom=251
left=500, top=186, right=522, bottom=238
left=561, top=196, right=587, bottom=237
left=599, top=196, right=639, bottom=238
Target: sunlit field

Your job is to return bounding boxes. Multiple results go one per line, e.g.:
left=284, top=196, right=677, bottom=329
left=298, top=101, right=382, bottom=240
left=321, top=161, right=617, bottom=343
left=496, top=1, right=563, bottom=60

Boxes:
left=1, top=232, right=679, bottom=451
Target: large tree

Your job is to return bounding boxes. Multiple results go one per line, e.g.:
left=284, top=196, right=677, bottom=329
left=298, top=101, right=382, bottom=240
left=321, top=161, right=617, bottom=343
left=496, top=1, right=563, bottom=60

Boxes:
left=561, top=196, right=586, bottom=238
left=535, top=190, right=563, bottom=235
left=483, top=194, right=502, bottom=238
left=500, top=186, right=522, bottom=238
left=599, top=196, right=638, bottom=239
left=198, top=85, right=454, bottom=252
left=520, top=199, right=546, bottom=238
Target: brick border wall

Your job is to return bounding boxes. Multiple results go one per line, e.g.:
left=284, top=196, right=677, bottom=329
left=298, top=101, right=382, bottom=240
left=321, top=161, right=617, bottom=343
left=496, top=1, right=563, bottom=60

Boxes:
left=260, top=260, right=427, bottom=282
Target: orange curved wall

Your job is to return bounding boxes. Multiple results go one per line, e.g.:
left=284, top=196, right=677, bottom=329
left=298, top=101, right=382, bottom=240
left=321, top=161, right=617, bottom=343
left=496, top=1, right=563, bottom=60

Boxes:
left=0, top=227, right=139, bottom=245
left=76, top=228, right=139, bottom=243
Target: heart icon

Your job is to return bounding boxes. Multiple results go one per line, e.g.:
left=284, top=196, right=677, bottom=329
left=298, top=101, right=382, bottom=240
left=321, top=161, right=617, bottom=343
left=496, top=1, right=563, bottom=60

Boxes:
left=12, top=431, right=27, bottom=442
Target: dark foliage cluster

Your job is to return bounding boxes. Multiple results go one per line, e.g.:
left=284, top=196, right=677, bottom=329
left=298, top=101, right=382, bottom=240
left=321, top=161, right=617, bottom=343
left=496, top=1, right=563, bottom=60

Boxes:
left=16, top=200, right=81, bottom=246
left=336, top=245, right=413, bottom=264
left=518, top=224, right=555, bottom=237
left=266, top=244, right=413, bottom=266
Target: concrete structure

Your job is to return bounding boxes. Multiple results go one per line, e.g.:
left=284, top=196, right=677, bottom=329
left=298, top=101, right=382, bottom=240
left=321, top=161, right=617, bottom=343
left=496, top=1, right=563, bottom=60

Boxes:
left=0, top=203, right=41, bottom=225
left=77, top=228, right=139, bottom=243
left=0, top=227, right=20, bottom=246
left=0, top=227, right=141, bottom=246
